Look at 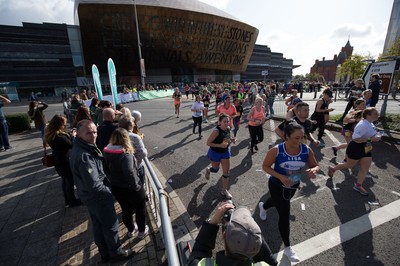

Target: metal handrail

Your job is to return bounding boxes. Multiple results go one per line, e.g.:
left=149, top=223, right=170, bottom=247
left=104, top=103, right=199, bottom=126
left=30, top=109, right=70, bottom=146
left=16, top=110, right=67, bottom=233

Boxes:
left=143, top=157, right=180, bottom=266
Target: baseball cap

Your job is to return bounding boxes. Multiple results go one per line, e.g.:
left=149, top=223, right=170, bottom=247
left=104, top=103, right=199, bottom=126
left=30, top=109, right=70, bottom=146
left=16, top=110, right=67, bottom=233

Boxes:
left=225, top=207, right=262, bottom=258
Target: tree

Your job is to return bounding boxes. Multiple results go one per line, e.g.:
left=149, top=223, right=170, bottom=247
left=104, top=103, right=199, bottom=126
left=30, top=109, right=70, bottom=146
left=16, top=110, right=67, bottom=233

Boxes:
left=305, top=72, right=323, bottom=82
left=378, top=37, right=400, bottom=61
left=292, top=74, right=305, bottom=81
left=337, top=54, right=368, bottom=81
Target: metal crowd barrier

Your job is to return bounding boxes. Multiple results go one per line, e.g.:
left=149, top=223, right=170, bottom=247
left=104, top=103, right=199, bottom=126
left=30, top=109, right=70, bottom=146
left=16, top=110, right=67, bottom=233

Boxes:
left=143, top=157, right=180, bottom=265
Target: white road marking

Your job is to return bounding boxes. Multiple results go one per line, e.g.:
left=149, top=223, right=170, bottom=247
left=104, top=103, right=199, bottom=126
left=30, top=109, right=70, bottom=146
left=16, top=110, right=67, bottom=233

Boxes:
left=324, top=129, right=342, bottom=146
left=274, top=199, right=400, bottom=265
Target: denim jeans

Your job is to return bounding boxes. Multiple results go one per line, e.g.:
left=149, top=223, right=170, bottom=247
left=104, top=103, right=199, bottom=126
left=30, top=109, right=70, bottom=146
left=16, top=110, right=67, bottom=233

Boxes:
left=0, top=119, right=10, bottom=148
left=267, top=99, right=275, bottom=115
left=86, top=197, right=121, bottom=257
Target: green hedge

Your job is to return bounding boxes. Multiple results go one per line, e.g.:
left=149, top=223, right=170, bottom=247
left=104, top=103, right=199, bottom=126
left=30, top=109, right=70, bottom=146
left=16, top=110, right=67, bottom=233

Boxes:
left=5, top=113, right=31, bottom=133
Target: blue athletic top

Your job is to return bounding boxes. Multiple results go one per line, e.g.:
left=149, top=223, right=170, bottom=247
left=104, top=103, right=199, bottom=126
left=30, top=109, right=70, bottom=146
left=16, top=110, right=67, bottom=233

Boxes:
left=270, top=143, right=309, bottom=186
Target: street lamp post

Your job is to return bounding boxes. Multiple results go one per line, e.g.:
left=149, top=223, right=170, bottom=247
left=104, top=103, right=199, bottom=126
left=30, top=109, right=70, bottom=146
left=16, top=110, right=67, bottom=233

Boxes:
left=133, top=0, right=145, bottom=89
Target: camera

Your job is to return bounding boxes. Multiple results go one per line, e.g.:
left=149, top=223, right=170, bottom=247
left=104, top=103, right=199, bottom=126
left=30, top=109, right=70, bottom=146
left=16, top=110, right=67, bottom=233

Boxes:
left=222, top=200, right=235, bottom=224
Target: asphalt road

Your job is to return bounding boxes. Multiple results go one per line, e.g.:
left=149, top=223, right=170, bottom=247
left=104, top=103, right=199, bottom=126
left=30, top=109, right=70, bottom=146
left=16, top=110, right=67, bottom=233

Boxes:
left=3, top=94, right=400, bottom=265
left=128, top=97, right=400, bottom=266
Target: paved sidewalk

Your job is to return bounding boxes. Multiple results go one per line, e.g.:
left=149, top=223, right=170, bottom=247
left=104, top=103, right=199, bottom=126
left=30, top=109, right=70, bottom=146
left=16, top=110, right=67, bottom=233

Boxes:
left=0, top=130, right=198, bottom=265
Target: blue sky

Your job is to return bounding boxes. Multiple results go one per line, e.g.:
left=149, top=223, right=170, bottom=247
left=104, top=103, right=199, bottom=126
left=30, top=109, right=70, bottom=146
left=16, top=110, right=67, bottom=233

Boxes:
left=0, top=0, right=394, bottom=75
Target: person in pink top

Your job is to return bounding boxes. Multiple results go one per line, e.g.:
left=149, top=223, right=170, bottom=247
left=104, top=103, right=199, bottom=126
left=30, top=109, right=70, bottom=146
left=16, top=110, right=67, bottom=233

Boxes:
left=217, top=96, right=237, bottom=128
left=247, top=96, right=266, bottom=153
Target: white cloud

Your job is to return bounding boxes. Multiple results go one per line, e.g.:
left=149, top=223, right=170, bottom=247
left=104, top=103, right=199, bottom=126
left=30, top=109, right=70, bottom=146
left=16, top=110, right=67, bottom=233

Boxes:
left=0, top=0, right=74, bottom=26
left=331, top=23, right=373, bottom=39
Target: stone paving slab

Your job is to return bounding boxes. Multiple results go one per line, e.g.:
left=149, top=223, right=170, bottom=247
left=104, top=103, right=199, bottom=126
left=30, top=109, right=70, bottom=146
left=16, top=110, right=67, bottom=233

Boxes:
left=1, top=130, right=195, bottom=265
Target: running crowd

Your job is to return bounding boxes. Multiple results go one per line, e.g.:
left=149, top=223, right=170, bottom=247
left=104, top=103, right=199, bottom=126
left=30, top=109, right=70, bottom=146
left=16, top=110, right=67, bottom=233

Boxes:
left=170, top=77, right=384, bottom=265
left=0, top=74, right=384, bottom=265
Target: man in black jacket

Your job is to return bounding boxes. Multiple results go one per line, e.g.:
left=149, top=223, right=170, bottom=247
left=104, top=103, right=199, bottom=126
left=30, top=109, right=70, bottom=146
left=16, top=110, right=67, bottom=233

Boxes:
left=369, top=74, right=381, bottom=107
left=188, top=202, right=277, bottom=265
left=96, top=108, right=118, bottom=151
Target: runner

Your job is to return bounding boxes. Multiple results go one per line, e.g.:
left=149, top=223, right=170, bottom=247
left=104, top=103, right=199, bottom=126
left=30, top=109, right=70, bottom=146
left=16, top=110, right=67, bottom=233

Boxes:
left=205, top=114, right=237, bottom=199
left=172, top=87, right=182, bottom=118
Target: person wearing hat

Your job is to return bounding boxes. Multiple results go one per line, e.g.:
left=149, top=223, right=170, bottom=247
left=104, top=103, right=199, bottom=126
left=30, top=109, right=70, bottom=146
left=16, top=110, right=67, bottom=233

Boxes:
left=368, top=74, right=381, bottom=107
left=310, top=88, right=335, bottom=147
left=188, top=202, right=278, bottom=266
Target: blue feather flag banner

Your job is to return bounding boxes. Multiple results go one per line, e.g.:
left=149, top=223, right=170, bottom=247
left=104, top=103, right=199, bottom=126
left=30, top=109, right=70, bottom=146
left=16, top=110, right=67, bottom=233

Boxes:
left=92, top=64, right=103, bottom=100
left=107, top=58, right=118, bottom=106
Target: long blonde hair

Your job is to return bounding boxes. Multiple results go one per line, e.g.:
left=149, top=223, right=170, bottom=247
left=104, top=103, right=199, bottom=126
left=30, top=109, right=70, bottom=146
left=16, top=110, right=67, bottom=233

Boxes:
left=108, top=128, right=134, bottom=153
left=44, top=115, right=68, bottom=144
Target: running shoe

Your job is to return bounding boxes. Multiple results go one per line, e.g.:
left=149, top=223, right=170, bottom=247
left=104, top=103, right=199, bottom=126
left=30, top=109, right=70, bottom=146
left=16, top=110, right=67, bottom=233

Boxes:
left=127, top=223, right=138, bottom=238
left=221, top=189, right=232, bottom=199
left=284, top=246, right=300, bottom=262
left=205, top=167, right=211, bottom=180
left=332, top=147, right=338, bottom=156
left=319, top=139, right=325, bottom=148
left=353, top=184, right=369, bottom=196
left=258, top=202, right=267, bottom=221
left=138, top=225, right=149, bottom=239
left=328, top=166, right=335, bottom=178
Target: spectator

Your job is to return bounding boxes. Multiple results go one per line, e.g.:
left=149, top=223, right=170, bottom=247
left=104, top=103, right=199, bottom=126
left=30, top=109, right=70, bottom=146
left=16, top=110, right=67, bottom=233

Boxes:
left=267, top=84, right=277, bottom=117
left=72, top=105, right=92, bottom=128
left=30, top=92, right=38, bottom=102
left=28, top=101, right=48, bottom=146
left=44, top=115, right=81, bottom=207
left=0, top=95, right=12, bottom=151
left=187, top=202, right=277, bottom=266
left=69, top=94, right=83, bottom=122
left=131, top=110, right=144, bottom=139
left=103, top=128, right=148, bottom=239
left=118, top=116, right=148, bottom=184
left=96, top=108, right=118, bottom=151
left=70, top=120, right=133, bottom=262
left=89, top=98, right=99, bottom=124
left=368, top=74, right=381, bottom=107
left=80, top=89, right=88, bottom=101
left=95, top=100, right=112, bottom=126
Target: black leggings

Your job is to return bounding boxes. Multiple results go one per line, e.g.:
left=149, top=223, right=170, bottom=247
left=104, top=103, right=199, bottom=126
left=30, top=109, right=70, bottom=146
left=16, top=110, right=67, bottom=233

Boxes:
left=262, top=180, right=298, bottom=247
left=340, top=96, right=357, bottom=120
left=192, top=116, right=202, bottom=135
left=312, top=113, right=325, bottom=140
left=112, top=186, right=146, bottom=232
left=248, top=125, right=264, bottom=149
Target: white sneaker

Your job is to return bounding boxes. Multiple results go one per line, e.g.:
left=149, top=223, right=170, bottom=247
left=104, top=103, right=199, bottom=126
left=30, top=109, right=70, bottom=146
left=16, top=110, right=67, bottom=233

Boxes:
left=258, top=202, right=267, bottom=221
left=127, top=223, right=138, bottom=238
left=284, top=246, right=300, bottom=262
left=138, top=225, right=149, bottom=239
